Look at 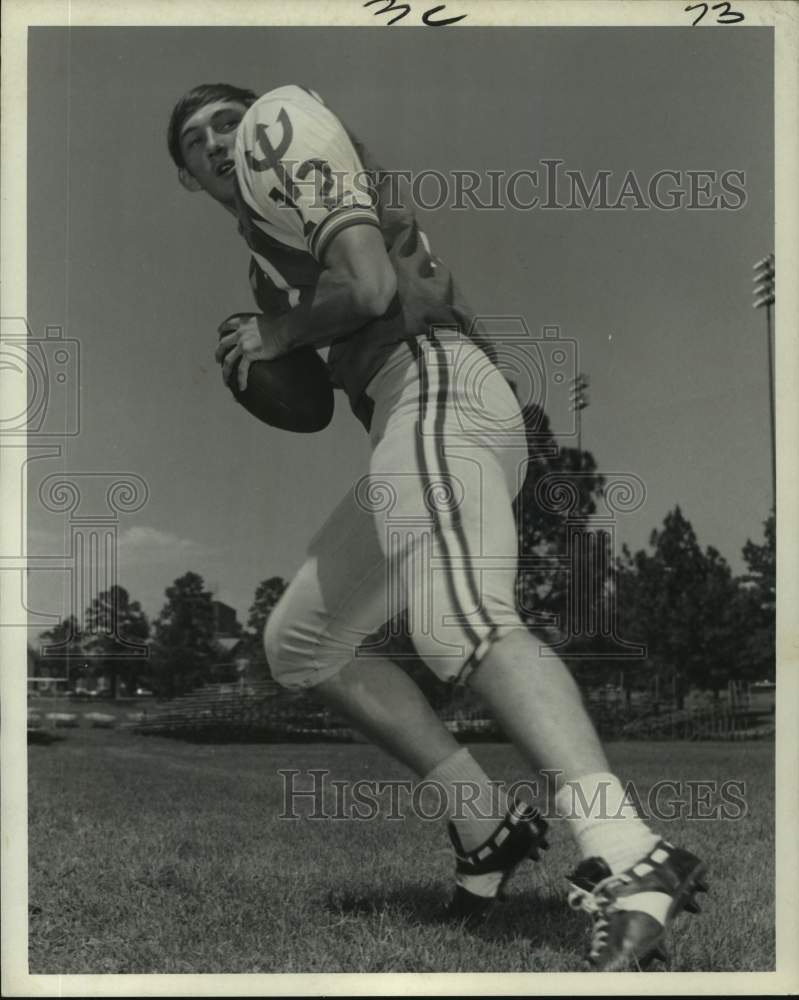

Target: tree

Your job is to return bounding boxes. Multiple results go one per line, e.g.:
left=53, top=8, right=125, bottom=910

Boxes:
left=615, top=506, right=745, bottom=697
left=247, top=576, right=288, bottom=637
left=741, top=511, right=775, bottom=611
left=151, top=572, right=217, bottom=697
left=514, top=403, right=607, bottom=643
left=736, top=511, right=776, bottom=682
left=84, top=585, right=151, bottom=698
left=240, top=576, right=288, bottom=674
left=38, top=615, right=85, bottom=690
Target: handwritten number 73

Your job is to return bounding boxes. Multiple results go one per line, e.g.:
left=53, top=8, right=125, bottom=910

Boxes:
left=685, top=2, right=745, bottom=25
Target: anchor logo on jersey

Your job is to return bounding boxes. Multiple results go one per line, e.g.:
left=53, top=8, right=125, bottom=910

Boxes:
left=246, top=106, right=300, bottom=202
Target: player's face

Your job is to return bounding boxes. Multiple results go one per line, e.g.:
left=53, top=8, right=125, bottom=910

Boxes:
left=178, top=100, right=248, bottom=205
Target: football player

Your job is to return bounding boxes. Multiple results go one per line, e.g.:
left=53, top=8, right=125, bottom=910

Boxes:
left=167, top=82, right=707, bottom=970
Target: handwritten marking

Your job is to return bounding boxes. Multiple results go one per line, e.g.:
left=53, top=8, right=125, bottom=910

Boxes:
left=685, top=2, right=745, bottom=26
left=363, top=0, right=467, bottom=26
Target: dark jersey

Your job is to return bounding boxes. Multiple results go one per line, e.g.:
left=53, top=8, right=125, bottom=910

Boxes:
left=233, top=85, right=477, bottom=429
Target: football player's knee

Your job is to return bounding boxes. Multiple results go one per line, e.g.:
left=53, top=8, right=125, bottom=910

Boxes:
left=263, top=598, right=349, bottom=691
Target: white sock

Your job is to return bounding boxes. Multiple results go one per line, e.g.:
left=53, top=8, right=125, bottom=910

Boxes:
left=555, top=771, right=659, bottom=875
left=424, top=747, right=508, bottom=852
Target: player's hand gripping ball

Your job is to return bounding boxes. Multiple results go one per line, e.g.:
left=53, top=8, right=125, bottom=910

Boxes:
left=216, top=313, right=334, bottom=433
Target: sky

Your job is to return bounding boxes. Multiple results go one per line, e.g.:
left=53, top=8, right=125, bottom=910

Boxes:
left=25, top=25, right=774, bottom=635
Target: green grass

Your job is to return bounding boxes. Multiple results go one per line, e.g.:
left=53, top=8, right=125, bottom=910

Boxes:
left=28, top=729, right=774, bottom=973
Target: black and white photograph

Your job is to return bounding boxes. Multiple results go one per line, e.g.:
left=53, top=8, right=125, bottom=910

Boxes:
left=2, top=0, right=798, bottom=995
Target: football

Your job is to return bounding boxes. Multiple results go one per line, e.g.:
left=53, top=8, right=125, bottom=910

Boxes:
left=219, top=315, right=335, bottom=433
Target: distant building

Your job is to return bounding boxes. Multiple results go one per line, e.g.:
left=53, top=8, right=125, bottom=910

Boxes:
left=216, top=636, right=245, bottom=659
left=28, top=644, right=70, bottom=694
left=209, top=601, right=279, bottom=692
left=212, top=600, right=239, bottom=637
left=749, top=680, right=776, bottom=713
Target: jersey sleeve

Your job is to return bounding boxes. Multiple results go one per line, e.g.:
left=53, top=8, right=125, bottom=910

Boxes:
left=234, top=86, right=380, bottom=263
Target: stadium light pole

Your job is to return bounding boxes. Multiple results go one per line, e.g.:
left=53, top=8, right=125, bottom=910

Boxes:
left=753, top=254, right=776, bottom=506
left=571, top=373, right=590, bottom=454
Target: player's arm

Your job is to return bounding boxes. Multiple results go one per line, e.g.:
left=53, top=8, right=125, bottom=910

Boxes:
left=217, top=223, right=397, bottom=385
left=261, top=219, right=397, bottom=357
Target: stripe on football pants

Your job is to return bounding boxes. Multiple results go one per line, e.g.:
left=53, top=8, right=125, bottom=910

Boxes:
left=414, top=336, right=499, bottom=680
left=427, top=336, right=498, bottom=634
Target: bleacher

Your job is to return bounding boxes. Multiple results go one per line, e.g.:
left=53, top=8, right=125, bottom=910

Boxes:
left=128, top=681, right=356, bottom=742
left=440, top=709, right=502, bottom=740
left=29, top=675, right=776, bottom=745
left=619, top=705, right=775, bottom=741
left=581, top=679, right=776, bottom=742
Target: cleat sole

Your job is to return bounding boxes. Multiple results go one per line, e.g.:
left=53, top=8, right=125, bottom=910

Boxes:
left=667, top=860, right=708, bottom=923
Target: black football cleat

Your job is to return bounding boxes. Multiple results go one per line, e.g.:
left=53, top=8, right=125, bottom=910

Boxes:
left=566, top=840, right=708, bottom=971
left=446, top=799, right=549, bottom=926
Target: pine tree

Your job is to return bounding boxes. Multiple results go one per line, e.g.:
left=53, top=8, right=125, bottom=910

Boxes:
left=151, top=572, right=217, bottom=697
left=84, top=585, right=150, bottom=698
left=615, top=506, right=746, bottom=698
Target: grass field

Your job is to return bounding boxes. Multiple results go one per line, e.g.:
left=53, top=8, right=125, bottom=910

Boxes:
left=28, top=727, right=774, bottom=974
